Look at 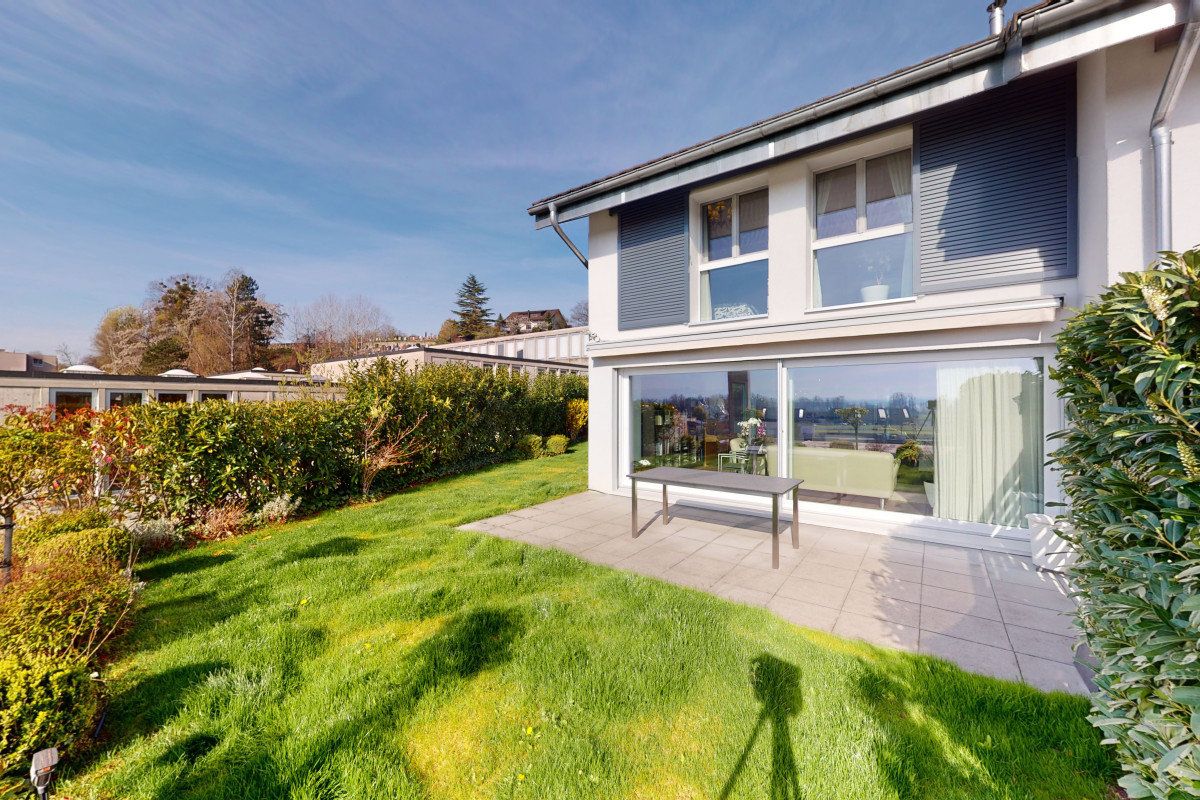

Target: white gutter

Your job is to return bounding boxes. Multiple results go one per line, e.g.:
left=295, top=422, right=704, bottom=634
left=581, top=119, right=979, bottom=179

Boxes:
left=1150, top=0, right=1200, bottom=252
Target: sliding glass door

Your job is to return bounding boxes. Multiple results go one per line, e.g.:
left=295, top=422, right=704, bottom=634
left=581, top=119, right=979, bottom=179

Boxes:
left=630, top=369, right=778, bottom=474
left=785, top=357, right=1043, bottom=527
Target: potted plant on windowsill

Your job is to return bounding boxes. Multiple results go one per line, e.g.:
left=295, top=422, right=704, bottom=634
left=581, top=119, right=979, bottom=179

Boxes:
left=860, top=258, right=891, bottom=303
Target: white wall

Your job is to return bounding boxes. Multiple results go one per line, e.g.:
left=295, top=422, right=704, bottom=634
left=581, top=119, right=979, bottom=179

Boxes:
left=1075, top=33, right=1200, bottom=291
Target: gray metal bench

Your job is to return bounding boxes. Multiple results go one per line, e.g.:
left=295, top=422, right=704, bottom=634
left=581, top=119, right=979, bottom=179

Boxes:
left=628, top=467, right=803, bottom=569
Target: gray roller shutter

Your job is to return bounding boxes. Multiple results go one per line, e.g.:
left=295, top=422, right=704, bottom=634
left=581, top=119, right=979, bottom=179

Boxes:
left=916, top=70, right=1076, bottom=293
left=617, top=190, right=689, bottom=330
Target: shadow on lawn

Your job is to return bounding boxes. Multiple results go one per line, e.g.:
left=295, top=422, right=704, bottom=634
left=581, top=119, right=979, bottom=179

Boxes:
left=138, top=552, right=236, bottom=582
left=144, top=607, right=524, bottom=799
left=719, top=654, right=804, bottom=800
left=291, top=536, right=370, bottom=561
left=851, top=652, right=1113, bottom=800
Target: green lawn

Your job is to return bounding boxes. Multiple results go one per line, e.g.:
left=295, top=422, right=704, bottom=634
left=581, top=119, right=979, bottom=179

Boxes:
left=42, top=444, right=1112, bottom=799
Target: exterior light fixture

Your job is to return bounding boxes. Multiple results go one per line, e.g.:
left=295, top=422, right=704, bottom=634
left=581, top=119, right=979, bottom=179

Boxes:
left=30, top=748, right=58, bottom=799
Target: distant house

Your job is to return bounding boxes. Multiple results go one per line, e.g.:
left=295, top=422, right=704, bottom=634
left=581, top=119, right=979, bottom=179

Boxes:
left=0, top=349, right=59, bottom=373
left=502, top=309, right=567, bottom=334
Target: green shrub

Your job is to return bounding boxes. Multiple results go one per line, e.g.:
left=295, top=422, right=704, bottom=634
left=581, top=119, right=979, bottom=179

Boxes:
left=517, top=434, right=543, bottom=459
left=0, top=559, right=136, bottom=662
left=544, top=434, right=570, bottom=456
left=125, top=398, right=360, bottom=521
left=27, top=526, right=131, bottom=568
left=15, top=507, right=113, bottom=551
left=1051, top=248, right=1200, bottom=799
left=526, top=374, right=588, bottom=438
left=566, top=398, right=588, bottom=440
left=894, top=440, right=923, bottom=466
left=0, top=656, right=99, bottom=775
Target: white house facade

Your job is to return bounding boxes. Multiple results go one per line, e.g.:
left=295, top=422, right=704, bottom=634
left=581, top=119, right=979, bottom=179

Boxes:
left=529, top=0, right=1200, bottom=553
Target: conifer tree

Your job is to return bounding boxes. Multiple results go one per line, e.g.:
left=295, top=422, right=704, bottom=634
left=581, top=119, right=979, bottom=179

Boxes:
left=453, top=274, right=492, bottom=340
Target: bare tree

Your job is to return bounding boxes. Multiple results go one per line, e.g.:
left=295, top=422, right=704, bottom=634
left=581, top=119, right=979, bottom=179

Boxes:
left=54, top=342, right=79, bottom=368
left=290, top=293, right=394, bottom=362
left=359, top=409, right=426, bottom=499
left=569, top=300, right=589, bottom=327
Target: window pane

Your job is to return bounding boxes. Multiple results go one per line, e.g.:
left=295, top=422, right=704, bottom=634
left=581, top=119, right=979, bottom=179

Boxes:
left=54, top=392, right=93, bottom=416
left=108, top=391, right=143, bottom=408
left=814, top=164, right=856, bottom=239
left=704, top=198, right=733, bottom=260
left=787, top=357, right=1043, bottom=526
left=738, top=189, right=768, bottom=253
left=631, top=369, right=778, bottom=474
left=866, top=150, right=912, bottom=228
left=700, top=259, right=768, bottom=321
left=813, top=232, right=912, bottom=307
left=157, top=392, right=188, bottom=403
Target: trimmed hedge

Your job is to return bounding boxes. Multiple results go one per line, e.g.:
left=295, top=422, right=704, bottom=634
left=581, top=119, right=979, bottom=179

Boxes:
left=15, top=507, right=113, bottom=551
left=1051, top=248, right=1200, bottom=799
left=126, top=398, right=360, bottom=520
left=526, top=374, right=589, bottom=438
left=545, top=434, right=570, bottom=456
left=0, top=657, right=99, bottom=774
left=27, top=527, right=130, bottom=569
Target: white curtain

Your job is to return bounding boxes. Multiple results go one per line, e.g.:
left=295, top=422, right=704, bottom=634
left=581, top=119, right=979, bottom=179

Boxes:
left=885, top=150, right=914, bottom=296
left=812, top=177, right=833, bottom=307
left=934, top=364, right=1042, bottom=527
left=884, top=151, right=912, bottom=220
left=700, top=271, right=713, bottom=320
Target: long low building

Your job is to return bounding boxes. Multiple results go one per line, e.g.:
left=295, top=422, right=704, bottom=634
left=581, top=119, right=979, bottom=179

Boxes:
left=310, top=344, right=587, bottom=382
left=0, top=366, right=337, bottom=414
left=447, top=326, right=589, bottom=366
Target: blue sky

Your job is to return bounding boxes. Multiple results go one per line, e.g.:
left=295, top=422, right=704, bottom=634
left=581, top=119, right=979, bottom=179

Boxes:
left=0, top=1, right=1033, bottom=357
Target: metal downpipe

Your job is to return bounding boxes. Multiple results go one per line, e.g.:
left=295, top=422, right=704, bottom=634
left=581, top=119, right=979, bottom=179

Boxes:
left=1150, top=0, right=1200, bottom=252
left=549, top=201, right=588, bottom=269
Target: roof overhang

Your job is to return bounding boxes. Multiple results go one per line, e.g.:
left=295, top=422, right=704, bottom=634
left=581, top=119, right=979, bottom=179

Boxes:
left=529, top=0, right=1178, bottom=229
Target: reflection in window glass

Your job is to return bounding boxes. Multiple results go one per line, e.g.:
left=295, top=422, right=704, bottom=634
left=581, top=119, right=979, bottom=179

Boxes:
left=865, top=150, right=912, bottom=229
left=53, top=391, right=93, bottom=416
left=738, top=189, right=769, bottom=253
left=700, top=259, right=768, bottom=321
left=157, top=392, right=188, bottom=404
left=704, top=198, right=733, bottom=260
left=108, top=391, right=143, bottom=408
left=813, top=232, right=912, bottom=307
left=814, top=164, right=856, bottom=238
left=631, top=369, right=778, bottom=475
left=786, top=357, right=1042, bottom=527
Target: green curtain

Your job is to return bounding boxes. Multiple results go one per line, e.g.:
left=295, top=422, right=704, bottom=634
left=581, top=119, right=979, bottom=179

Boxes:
left=933, top=364, right=1042, bottom=527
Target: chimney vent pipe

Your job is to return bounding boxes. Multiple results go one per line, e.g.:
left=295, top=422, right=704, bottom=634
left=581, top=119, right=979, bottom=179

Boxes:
left=988, top=0, right=1007, bottom=36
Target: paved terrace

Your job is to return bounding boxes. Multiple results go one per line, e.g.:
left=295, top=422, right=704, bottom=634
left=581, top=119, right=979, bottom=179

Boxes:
left=463, top=491, right=1090, bottom=695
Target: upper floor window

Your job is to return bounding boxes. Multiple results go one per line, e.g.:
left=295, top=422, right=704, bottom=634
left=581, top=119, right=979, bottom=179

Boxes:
left=698, top=187, right=769, bottom=322
left=703, top=189, right=768, bottom=261
left=812, top=149, right=913, bottom=308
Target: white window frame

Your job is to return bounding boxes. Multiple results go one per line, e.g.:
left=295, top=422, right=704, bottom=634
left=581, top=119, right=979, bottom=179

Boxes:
left=689, top=172, right=771, bottom=324
left=807, top=128, right=915, bottom=311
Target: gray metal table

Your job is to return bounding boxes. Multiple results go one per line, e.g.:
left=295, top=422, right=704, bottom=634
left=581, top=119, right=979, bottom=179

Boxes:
left=628, top=467, right=803, bottom=569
